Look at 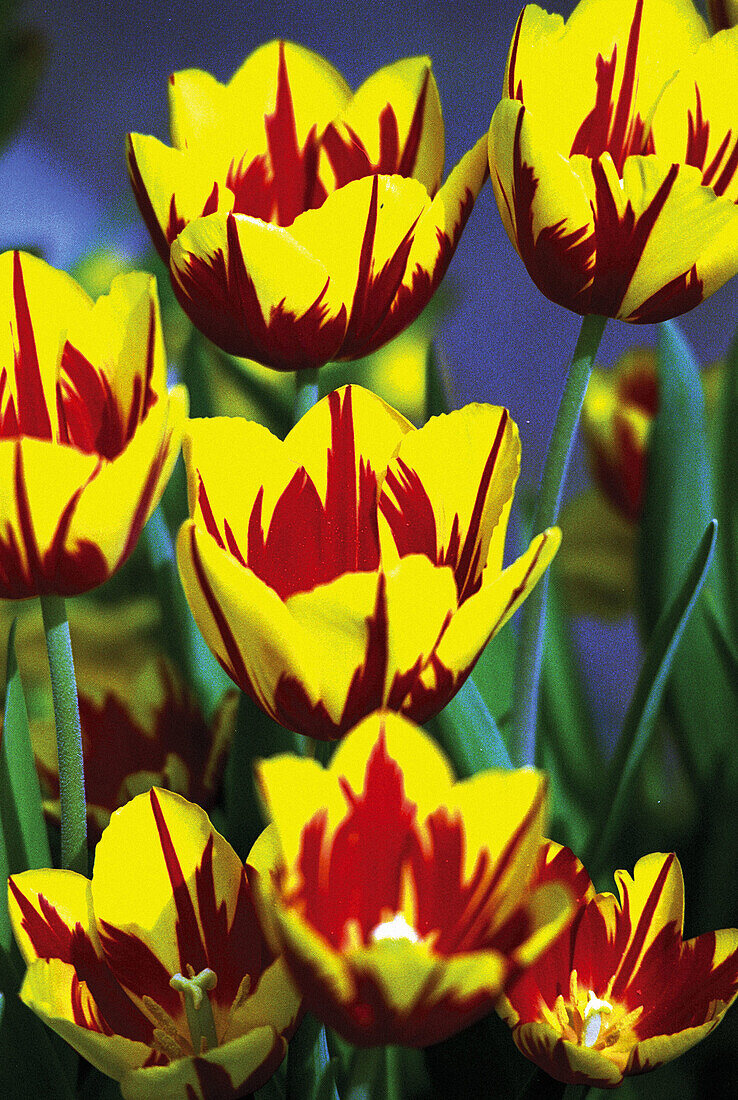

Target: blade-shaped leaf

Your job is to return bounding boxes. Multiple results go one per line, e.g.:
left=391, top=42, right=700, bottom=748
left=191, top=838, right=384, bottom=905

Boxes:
left=287, top=1014, right=340, bottom=1100
left=712, top=320, right=738, bottom=641
left=638, top=321, right=736, bottom=785
left=0, top=619, right=52, bottom=876
left=590, top=520, right=717, bottom=873
left=432, top=675, right=513, bottom=775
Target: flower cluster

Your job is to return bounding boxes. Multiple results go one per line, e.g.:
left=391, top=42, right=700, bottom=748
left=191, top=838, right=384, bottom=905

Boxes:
left=3, top=2, right=738, bottom=1098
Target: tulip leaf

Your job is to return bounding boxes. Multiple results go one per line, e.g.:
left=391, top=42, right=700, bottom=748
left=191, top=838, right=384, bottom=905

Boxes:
left=702, top=593, right=738, bottom=704
left=432, top=675, right=513, bottom=775
left=286, top=1013, right=341, bottom=1100
left=178, top=326, right=215, bottom=419
left=713, top=320, right=738, bottom=641
left=589, top=520, right=717, bottom=874
left=0, top=619, right=52, bottom=877
left=638, top=320, right=735, bottom=783
left=0, top=987, right=76, bottom=1100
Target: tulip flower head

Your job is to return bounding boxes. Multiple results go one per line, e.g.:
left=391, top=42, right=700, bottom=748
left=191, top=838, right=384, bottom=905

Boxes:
left=128, top=41, right=488, bottom=370
left=177, top=384, right=560, bottom=741
left=488, top=0, right=738, bottom=322
left=0, top=251, right=187, bottom=598
left=582, top=347, right=658, bottom=521
left=497, top=841, right=738, bottom=1088
left=8, top=789, right=300, bottom=1100
left=254, top=711, right=573, bottom=1047
left=32, top=657, right=237, bottom=841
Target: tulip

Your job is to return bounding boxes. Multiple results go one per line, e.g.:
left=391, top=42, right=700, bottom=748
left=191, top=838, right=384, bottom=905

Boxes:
left=0, top=251, right=187, bottom=599
left=488, top=0, right=738, bottom=322
left=497, top=840, right=738, bottom=1087
left=32, top=657, right=237, bottom=841
left=8, top=789, right=301, bottom=1099
left=128, top=40, right=488, bottom=370
left=253, top=711, right=573, bottom=1047
left=177, top=384, right=559, bottom=741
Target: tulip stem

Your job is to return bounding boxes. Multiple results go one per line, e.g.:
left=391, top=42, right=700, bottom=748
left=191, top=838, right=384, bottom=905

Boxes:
left=39, top=594, right=87, bottom=875
left=294, top=368, right=320, bottom=422
left=513, top=313, right=607, bottom=767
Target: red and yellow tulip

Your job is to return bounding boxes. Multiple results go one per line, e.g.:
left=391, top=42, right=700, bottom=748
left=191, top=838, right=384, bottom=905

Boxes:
left=497, top=841, right=738, bottom=1087
left=488, top=0, right=738, bottom=322
left=8, top=789, right=301, bottom=1099
left=32, top=657, right=237, bottom=841
left=0, top=251, right=187, bottom=599
left=176, top=384, right=559, bottom=741
left=582, top=346, right=658, bottom=522
left=127, top=40, right=488, bottom=370
left=253, top=711, right=573, bottom=1047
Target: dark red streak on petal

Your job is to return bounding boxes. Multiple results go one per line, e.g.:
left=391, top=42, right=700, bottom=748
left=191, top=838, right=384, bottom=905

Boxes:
left=488, top=528, right=550, bottom=637
left=172, top=213, right=346, bottom=369
left=10, top=251, right=52, bottom=440
left=453, top=410, right=508, bottom=603
left=379, top=459, right=438, bottom=562
left=127, top=137, right=174, bottom=263
left=507, top=10, right=525, bottom=103
left=188, top=523, right=252, bottom=691
left=149, top=787, right=209, bottom=975
left=684, top=85, right=738, bottom=198
left=273, top=571, right=389, bottom=740
left=610, top=853, right=675, bottom=999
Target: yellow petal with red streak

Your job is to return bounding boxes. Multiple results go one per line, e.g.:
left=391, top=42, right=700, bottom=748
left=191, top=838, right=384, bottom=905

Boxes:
left=67, top=383, right=187, bottom=576
left=284, top=384, right=411, bottom=506
left=120, top=1027, right=286, bottom=1100
left=0, top=251, right=92, bottom=435
left=8, top=869, right=97, bottom=964
left=379, top=403, right=520, bottom=579
left=20, top=958, right=149, bottom=1081
left=91, top=789, right=244, bottom=981
left=589, top=155, right=738, bottom=320
left=651, top=28, right=738, bottom=203
left=512, top=1019, right=624, bottom=1086
left=227, top=40, right=352, bottom=156
left=611, top=852, right=684, bottom=981
left=184, top=414, right=300, bottom=550
left=170, top=212, right=348, bottom=367
left=126, top=133, right=233, bottom=256
left=488, top=99, right=595, bottom=285
left=444, top=768, right=548, bottom=927
left=505, top=0, right=708, bottom=156
left=430, top=527, right=561, bottom=683
left=64, top=272, right=168, bottom=422
left=326, top=56, right=444, bottom=195
left=289, top=173, right=430, bottom=316
left=177, top=519, right=322, bottom=710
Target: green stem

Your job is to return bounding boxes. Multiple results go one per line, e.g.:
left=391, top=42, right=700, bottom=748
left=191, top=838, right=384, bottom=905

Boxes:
left=294, top=367, right=320, bottom=422
left=39, top=594, right=87, bottom=874
left=513, top=314, right=607, bottom=767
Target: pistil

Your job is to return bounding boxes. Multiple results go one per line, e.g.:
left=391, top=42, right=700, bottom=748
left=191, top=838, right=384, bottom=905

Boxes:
left=170, top=965, right=219, bottom=1053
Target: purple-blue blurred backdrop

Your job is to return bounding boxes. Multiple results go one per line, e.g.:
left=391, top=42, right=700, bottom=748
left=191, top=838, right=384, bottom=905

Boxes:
left=4, top=0, right=734, bottom=742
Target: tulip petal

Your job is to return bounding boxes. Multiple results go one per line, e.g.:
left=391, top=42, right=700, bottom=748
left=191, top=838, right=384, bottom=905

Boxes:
left=19, top=959, right=151, bottom=1082
left=412, top=527, right=560, bottom=714
left=489, top=99, right=596, bottom=314
left=512, top=1020, right=624, bottom=1086
left=91, top=790, right=248, bottom=1015
left=0, top=251, right=91, bottom=442
left=365, top=134, right=489, bottom=354
left=651, top=27, right=738, bottom=202
left=289, top=173, right=430, bottom=359
left=321, top=56, right=444, bottom=196
left=68, top=383, right=187, bottom=579
left=177, top=519, right=322, bottom=715
left=120, top=1026, right=286, bottom=1100
left=379, top=403, right=520, bottom=599
left=170, top=212, right=348, bottom=368
left=8, top=869, right=97, bottom=965
left=126, top=133, right=231, bottom=262
left=505, top=0, right=708, bottom=161
left=0, top=437, right=103, bottom=598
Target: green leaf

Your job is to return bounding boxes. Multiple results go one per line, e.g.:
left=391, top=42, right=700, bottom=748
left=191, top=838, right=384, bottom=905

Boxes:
left=286, top=1014, right=340, bottom=1100
left=0, top=987, right=76, bottom=1099
left=712, top=320, right=738, bottom=641
left=0, top=619, right=52, bottom=879
left=432, top=675, right=513, bottom=775
left=424, top=341, right=452, bottom=418
left=589, top=520, right=717, bottom=874
left=638, top=320, right=736, bottom=784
